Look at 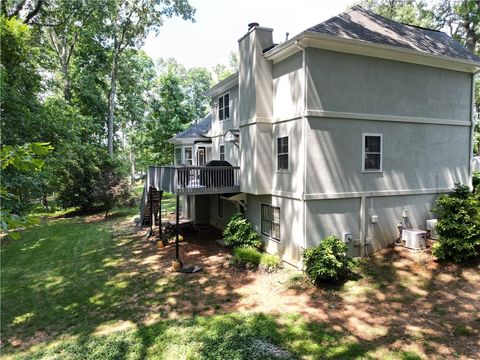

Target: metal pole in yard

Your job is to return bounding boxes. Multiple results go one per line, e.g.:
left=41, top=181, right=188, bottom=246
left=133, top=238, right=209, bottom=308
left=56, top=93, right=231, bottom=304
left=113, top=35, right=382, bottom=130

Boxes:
left=175, top=194, right=180, bottom=262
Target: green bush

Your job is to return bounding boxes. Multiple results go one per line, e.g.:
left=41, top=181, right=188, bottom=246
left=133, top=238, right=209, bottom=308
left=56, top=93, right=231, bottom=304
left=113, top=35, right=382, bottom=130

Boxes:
left=303, top=235, right=354, bottom=284
left=52, top=144, right=133, bottom=213
left=231, top=247, right=262, bottom=269
left=473, top=171, right=480, bottom=193
left=259, top=253, right=281, bottom=272
left=432, top=184, right=480, bottom=263
left=223, top=213, right=261, bottom=248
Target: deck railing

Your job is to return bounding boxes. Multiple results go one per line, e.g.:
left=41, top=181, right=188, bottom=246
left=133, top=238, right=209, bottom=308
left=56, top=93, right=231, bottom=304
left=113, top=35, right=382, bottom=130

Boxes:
left=145, top=165, right=240, bottom=195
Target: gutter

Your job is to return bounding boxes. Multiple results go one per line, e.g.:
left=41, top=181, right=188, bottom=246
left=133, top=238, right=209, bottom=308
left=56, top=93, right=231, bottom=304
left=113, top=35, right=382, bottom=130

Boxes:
left=264, top=31, right=480, bottom=73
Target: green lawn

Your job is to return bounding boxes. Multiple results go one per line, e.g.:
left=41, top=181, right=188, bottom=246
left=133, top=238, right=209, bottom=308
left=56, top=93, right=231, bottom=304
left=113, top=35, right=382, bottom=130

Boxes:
left=2, top=199, right=475, bottom=359
left=0, top=208, right=370, bottom=360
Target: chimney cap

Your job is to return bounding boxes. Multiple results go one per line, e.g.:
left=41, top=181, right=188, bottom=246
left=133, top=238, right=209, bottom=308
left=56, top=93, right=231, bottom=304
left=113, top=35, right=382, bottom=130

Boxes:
left=248, top=22, right=259, bottom=30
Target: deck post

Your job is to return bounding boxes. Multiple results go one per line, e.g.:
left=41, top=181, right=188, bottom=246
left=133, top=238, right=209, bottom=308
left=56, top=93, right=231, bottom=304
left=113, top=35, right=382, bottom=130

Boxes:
left=175, top=194, right=180, bottom=263
left=149, top=186, right=153, bottom=234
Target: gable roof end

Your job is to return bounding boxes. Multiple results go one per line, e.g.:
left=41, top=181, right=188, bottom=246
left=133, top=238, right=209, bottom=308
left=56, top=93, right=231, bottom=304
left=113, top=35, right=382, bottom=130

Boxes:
left=169, top=113, right=212, bottom=144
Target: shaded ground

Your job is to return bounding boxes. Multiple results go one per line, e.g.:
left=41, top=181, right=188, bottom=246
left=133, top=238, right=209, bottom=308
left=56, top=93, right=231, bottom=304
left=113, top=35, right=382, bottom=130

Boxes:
left=1, top=208, right=479, bottom=359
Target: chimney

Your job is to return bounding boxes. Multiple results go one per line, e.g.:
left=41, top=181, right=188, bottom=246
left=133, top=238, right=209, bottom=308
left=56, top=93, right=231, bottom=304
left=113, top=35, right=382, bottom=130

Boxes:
left=238, top=24, right=274, bottom=124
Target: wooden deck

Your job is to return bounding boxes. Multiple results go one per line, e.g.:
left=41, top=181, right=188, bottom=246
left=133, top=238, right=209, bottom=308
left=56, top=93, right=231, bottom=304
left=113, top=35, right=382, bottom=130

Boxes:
left=140, top=165, right=240, bottom=226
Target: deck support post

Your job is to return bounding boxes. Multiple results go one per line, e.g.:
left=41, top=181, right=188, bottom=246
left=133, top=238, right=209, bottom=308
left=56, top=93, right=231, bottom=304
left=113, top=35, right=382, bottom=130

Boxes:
left=175, top=194, right=181, bottom=265
left=149, top=186, right=153, bottom=234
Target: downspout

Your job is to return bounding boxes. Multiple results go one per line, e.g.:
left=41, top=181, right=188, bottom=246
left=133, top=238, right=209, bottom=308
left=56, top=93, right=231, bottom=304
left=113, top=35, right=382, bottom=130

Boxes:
left=295, top=40, right=307, bottom=266
left=359, top=195, right=366, bottom=258
left=469, top=73, right=477, bottom=188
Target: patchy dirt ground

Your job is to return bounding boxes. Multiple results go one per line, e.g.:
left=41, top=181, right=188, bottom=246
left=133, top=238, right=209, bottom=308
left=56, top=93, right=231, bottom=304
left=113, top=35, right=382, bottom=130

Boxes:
left=2, top=211, right=479, bottom=359
left=137, top=223, right=480, bottom=360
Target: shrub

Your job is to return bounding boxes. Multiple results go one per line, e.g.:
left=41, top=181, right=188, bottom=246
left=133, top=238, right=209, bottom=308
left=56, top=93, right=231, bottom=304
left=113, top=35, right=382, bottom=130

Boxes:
left=231, top=247, right=262, bottom=269
left=259, top=253, right=281, bottom=272
left=432, top=184, right=480, bottom=263
left=52, top=144, right=133, bottom=213
left=473, top=171, right=480, bottom=193
left=303, top=235, right=354, bottom=284
left=223, top=213, right=261, bottom=248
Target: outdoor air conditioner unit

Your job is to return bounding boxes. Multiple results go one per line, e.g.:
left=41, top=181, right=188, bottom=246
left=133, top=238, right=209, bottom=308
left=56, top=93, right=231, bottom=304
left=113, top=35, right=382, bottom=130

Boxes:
left=402, top=230, right=427, bottom=250
left=426, top=219, right=438, bottom=240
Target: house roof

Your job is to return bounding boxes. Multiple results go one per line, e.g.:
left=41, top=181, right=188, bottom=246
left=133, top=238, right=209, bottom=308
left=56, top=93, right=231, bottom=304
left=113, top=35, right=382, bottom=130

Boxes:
left=169, top=113, right=212, bottom=144
left=307, top=6, right=480, bottom=63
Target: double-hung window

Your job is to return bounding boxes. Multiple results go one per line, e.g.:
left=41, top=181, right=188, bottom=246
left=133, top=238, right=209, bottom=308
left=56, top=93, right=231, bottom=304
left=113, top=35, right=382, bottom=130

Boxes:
left=218, top=93, right=230, bottom=121
left=276, top=136, right=289, bottom=171
left=174, top=148, right=182, bottom=165
left=362, top=133, right=382, bottom=172
left=184, top=147, right=193, bottom=166
left=219, top=144, right=225, bottom=161
left=261, top=204, right=280, bottom=241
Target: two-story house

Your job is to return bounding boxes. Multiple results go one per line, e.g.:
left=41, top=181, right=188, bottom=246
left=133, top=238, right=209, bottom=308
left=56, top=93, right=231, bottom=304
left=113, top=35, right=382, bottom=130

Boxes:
left=141, top=6, right=480, bottom=266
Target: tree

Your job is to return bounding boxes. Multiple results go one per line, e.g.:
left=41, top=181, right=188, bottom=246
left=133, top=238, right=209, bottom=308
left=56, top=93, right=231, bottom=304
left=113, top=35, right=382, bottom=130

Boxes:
left=1, top=0, right=46, bottom=24
left=136, top=59, right=212, bottom=166
left=0, top=16, right=41, bottom=146
left=102, top=0, right=195, bottom=157
left=213, top=50, right=239, bottom=82
left=434, top=0, right=480, bottom=53
left=0, top=143, right=53, bottom=239
left=361, top=0, right=435, bottom=27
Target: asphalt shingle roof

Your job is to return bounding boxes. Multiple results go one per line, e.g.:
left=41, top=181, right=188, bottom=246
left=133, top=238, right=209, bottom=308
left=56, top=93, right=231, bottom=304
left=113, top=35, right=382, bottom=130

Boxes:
left=307, top=6, right=480, bottom=62
left=174, top=113, right=212, bottom=139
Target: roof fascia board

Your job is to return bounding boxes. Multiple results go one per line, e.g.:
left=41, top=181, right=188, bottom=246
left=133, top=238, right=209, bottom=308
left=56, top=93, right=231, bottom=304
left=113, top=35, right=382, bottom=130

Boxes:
left=206, top=72, right=239, bottom=97
left=264, top=31, right=480, bottom=73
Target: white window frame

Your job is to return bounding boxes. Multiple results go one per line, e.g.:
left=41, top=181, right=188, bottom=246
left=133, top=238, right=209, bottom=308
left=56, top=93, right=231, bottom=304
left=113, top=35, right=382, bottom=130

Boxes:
left=184, top=146, right=193, bottom=166
left=276, top=136, right=289, bottom=172
left=261, top=203, right=280, bottom=241
left=218, top=92, right=230, bottom=122
left=219, top=144, right=225, bottom=161
left=174, top=147, right=182, bottom=165
left=362, top=133, right=383, bottom=173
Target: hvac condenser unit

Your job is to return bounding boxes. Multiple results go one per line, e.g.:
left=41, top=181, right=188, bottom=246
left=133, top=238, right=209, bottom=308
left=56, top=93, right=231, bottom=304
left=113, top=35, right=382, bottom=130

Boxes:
left=426, top=219, right=438, bottom=240
left=402, top=230, right=427, bottom=250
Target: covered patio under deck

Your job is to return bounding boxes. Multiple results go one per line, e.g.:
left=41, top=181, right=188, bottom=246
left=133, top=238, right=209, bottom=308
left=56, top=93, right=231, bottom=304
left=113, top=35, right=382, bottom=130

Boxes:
left=140, top=165, right=240, bottom=268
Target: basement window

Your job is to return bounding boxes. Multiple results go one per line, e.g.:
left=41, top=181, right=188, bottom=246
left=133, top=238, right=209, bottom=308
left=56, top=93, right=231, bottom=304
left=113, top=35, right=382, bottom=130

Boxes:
left=362, top=133, right=382, bottom=172
left=261, top=204, right=280, bottom=241
left=218, top=93, right=230, bottom=121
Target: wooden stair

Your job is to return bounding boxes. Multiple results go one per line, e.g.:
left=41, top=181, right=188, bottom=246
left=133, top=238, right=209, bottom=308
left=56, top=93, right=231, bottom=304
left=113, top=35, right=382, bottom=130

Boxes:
left=142, top=186, right=163, bottom=226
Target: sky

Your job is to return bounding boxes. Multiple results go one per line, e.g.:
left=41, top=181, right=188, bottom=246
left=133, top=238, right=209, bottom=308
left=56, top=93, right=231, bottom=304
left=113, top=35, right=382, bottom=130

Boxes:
left=143, top=0, right=355, bottom=70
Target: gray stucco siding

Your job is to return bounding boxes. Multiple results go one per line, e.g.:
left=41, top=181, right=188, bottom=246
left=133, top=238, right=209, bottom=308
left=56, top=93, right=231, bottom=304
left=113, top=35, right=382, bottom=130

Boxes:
left=271, top=119, right=304, bottom=195
left=305, top=193, right=436, bottom=258
left=305, top=117, right=470, bottom=195
left=272, top=52, right=303, bottom=120
left=246, top=194, right=303, bottom=266
left=306, top=48, right=472, bottom=122
left=211, top=85, right=239, bottom=136
left=306, top=198, right=362, bottom=257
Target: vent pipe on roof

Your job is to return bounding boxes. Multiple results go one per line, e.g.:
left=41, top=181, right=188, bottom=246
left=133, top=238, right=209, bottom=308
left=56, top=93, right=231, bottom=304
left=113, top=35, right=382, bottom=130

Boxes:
left=248, top=22, right=259, bottom=30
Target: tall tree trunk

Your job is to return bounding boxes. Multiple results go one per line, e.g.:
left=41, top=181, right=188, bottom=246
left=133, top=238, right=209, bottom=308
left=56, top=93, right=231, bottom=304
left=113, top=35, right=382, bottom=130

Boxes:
left=129, top=146, right=136, bottom=184
left=108, top=52, right=118, bottom=157
left=61, top=59, right=72, bottom=101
